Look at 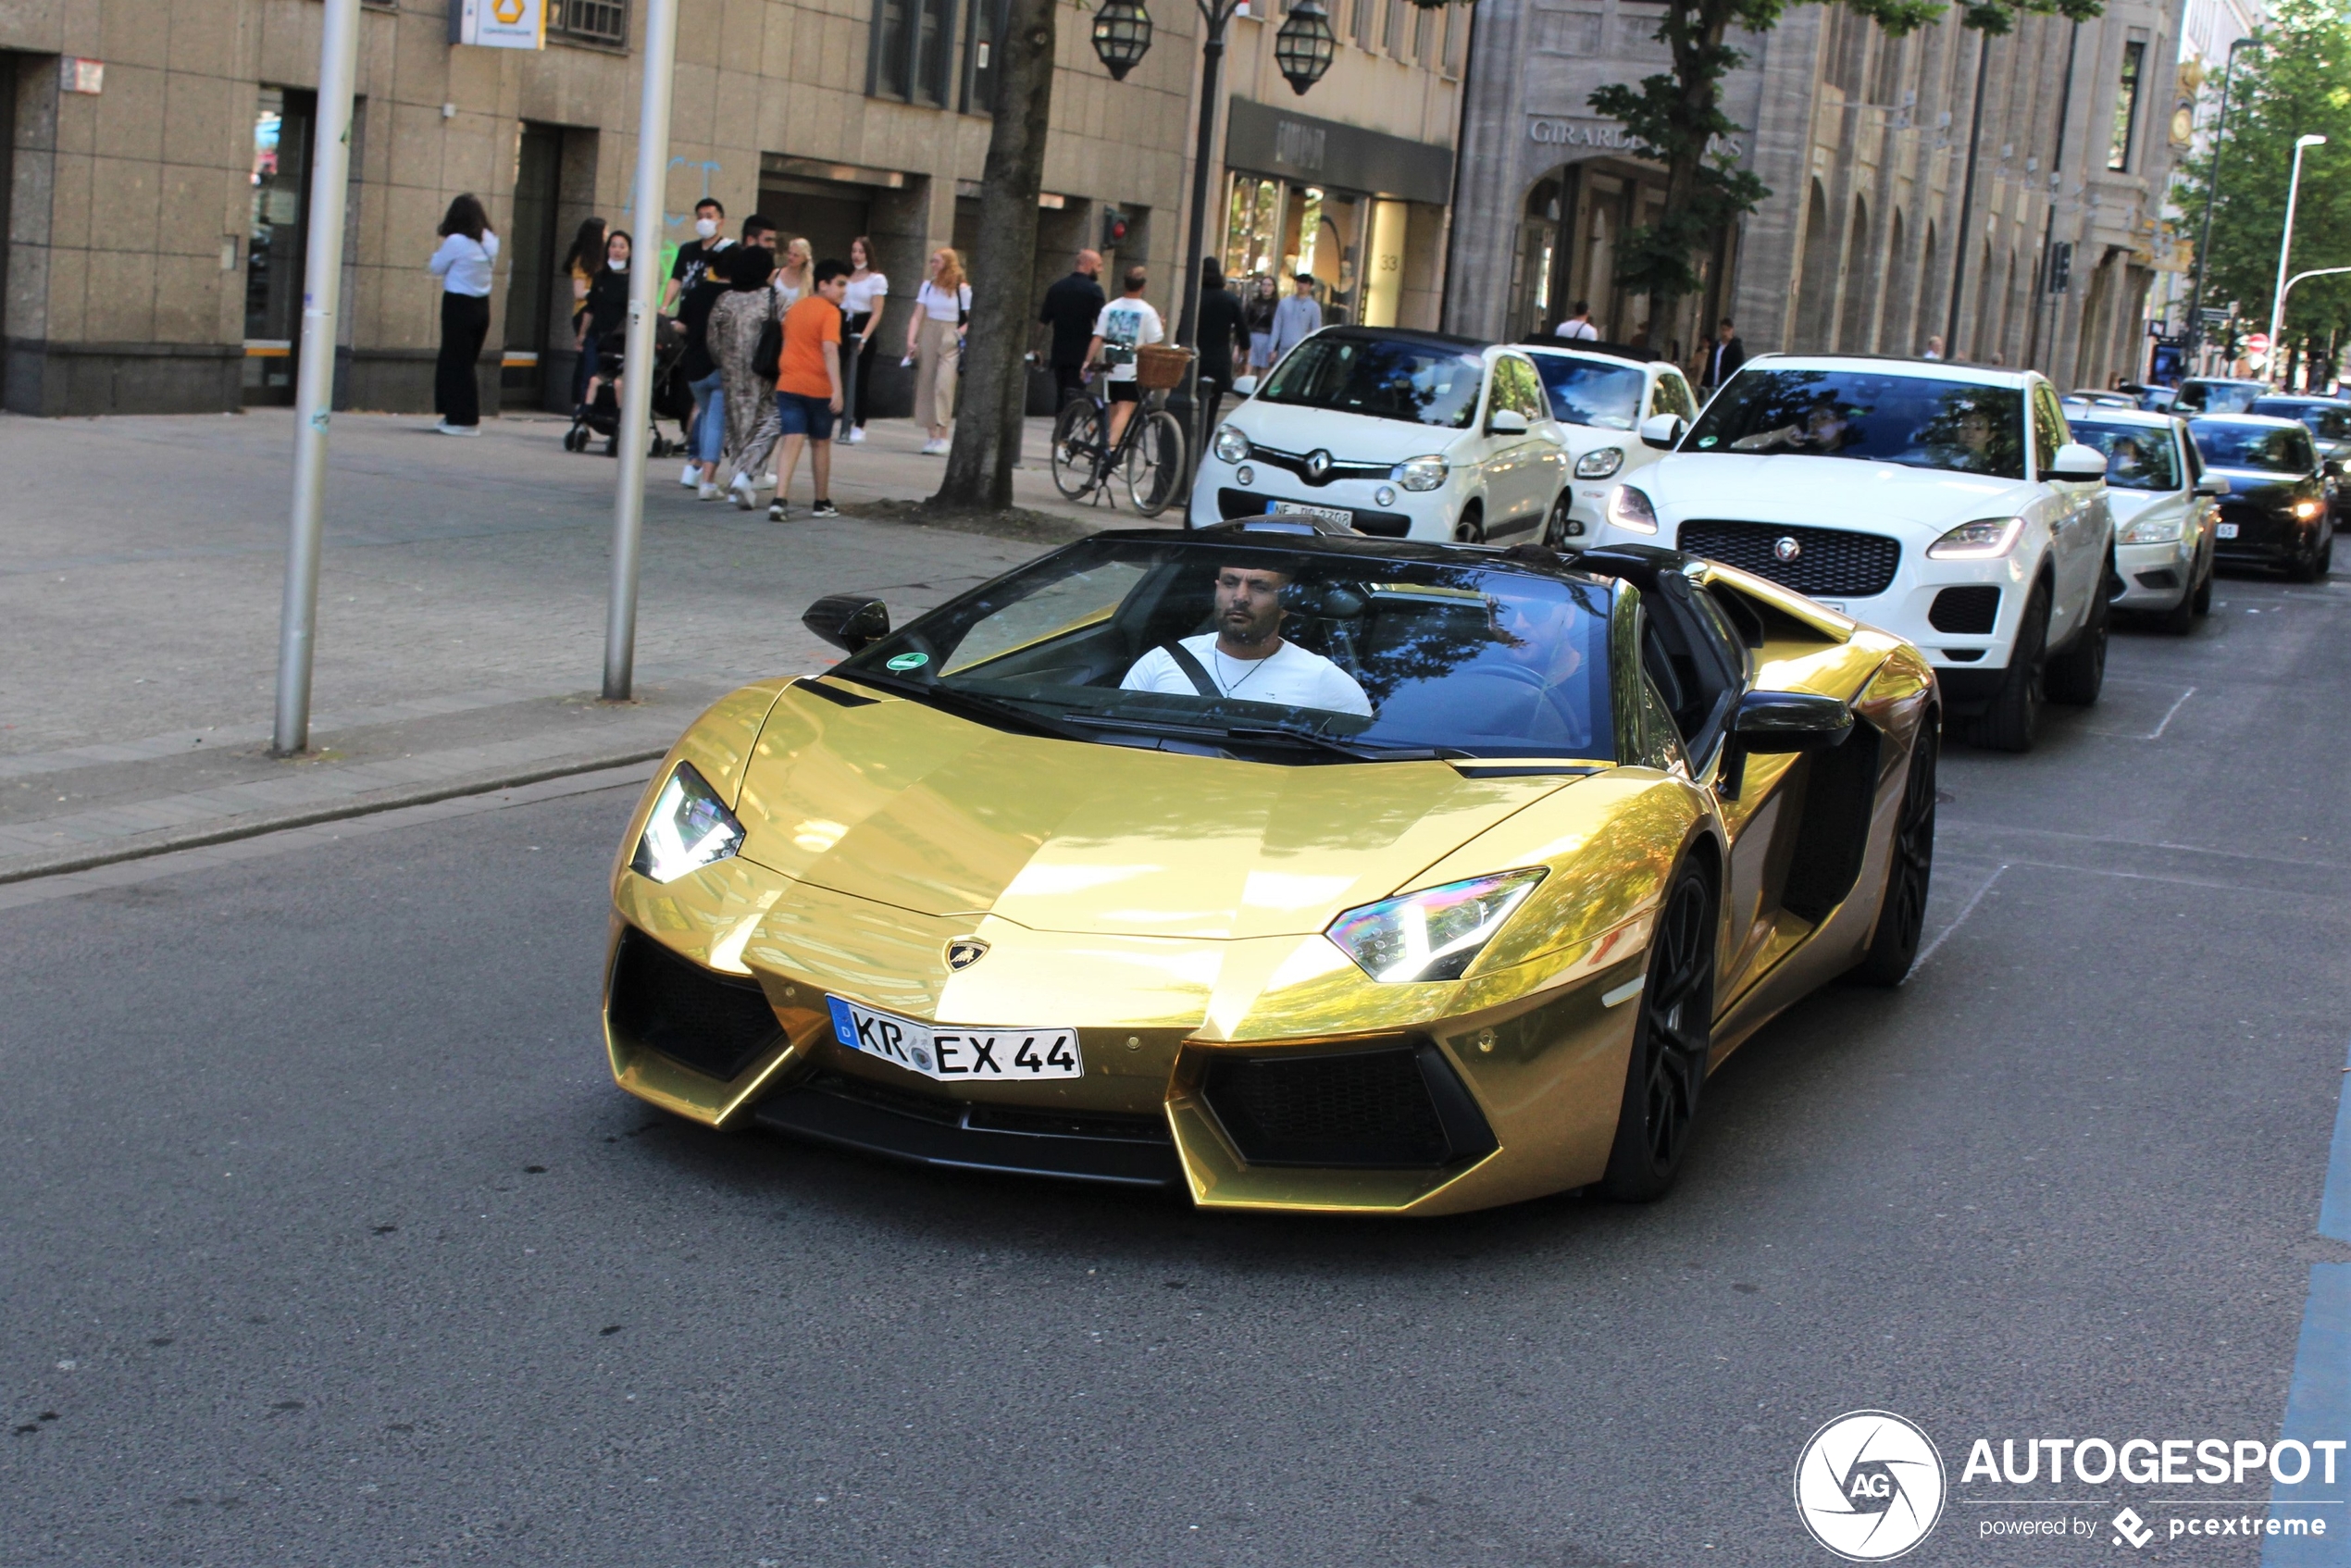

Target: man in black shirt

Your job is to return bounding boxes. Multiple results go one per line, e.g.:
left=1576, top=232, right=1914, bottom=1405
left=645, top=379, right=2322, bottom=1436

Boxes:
left=1702, top=317, right=1745, bottom=393
left=1194, top=257, right=1249, bottom=437
left=1039, top=249, right=1106, bottom=409
left=664, top=198, right=731, bottom=313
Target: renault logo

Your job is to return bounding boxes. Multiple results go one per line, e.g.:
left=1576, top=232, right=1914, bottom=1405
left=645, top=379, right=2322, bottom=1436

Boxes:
left=1774, top=535, right=1803, bottom=563
left=1305, top=449, right=1333, bottom=480
left=946, top=939, right=989, bottom=971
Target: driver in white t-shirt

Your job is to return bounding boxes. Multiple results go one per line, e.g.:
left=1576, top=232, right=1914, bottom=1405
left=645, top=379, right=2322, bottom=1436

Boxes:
left=1121, top=563, right=1373, bottom=716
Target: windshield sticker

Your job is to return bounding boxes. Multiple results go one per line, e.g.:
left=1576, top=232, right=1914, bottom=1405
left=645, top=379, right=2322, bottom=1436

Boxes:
left=886, top=652, right=930, bottom=672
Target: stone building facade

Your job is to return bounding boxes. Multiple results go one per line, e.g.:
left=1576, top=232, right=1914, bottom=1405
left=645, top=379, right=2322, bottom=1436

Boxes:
left=0, top=0, right=1464, bottom=417
left=1448, top=0, right=2185, bottom=389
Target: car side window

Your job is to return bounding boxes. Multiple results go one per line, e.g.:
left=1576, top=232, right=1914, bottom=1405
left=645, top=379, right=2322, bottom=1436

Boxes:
left=1505, top=358, right=1544, bottom=419
left=1651, top=373, right=1696, bottom=422
left=2031, top=386, right=2066, bottom=476
left=2291, top=429, right=2318, bottom=472
left=2179, top=429, right=2202, bottom=486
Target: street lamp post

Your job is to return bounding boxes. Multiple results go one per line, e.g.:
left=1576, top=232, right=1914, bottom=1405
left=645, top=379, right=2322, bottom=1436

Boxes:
left=2185, top=36, right=2256, bottom=370
left=2267, top=134, right=2328, bottom=389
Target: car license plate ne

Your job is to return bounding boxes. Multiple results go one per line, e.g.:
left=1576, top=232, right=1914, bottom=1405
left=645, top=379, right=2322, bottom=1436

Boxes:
left=826, top=997, right=1083, bottom=1082
left=1268, top=501, right=1352, bottom=527
left=2216, top=522, right=2240, bottom=539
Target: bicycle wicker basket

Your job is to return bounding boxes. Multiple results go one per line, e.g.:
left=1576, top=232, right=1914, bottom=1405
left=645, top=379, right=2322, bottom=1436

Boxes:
left=1134, top=344, right=1194, bottom=392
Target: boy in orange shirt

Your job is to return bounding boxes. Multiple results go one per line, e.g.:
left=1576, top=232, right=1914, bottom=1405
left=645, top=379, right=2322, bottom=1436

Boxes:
left=769, top=258, right=850, bottom=521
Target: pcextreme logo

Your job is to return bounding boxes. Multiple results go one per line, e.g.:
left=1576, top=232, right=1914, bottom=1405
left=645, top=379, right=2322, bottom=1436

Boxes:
left=1794, top=1411, right=1948, bottom=1562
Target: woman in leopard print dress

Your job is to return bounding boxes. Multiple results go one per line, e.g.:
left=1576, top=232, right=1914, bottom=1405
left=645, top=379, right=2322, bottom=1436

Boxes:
left=709, top=244, right=779, bottom=503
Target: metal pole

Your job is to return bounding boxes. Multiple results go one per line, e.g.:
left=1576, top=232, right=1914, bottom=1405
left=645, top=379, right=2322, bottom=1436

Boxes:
left=2185, top=37, right=2250, bottom=368
left=1945, top=31, right=1993, bottom=357
left=2268, top=135, right=2326, bottom=389
left=603, top=0, right=682, bottom=702
left=269, top=0, right=364, bottom=756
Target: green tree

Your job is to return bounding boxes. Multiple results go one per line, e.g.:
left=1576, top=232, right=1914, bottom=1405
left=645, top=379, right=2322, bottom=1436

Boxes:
left=1591, top=0, right=2103, bottom=338
left=2172, top=0, right=2351, bottom=384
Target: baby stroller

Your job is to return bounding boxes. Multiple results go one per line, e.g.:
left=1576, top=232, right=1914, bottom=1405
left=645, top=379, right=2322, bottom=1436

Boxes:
left=562, top=322, right=689, bottom=457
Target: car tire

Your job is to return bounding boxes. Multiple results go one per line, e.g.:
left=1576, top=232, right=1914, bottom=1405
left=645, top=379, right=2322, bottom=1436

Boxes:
left=1966, top=578, right=2049, bottom=752
left=1598, top=856, right=1716, bottom=1203
left=2192, top=557, right=2214, bottom=615
left=2044, top=565, right=2108, bottom=706
left=1851, top=721, right=1938, bottom=988
left=1453, top=503, right=1486, bottom=544
left=1540, top=490, right=1574, bottom=549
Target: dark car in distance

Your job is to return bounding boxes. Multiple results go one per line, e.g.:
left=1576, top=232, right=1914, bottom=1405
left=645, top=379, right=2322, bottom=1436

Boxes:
left=2174, top=378, right=2271, bottom=416
left=2188, top=414, right=2336, bottom=581
left=2248, top=397, right=2351, bottom=522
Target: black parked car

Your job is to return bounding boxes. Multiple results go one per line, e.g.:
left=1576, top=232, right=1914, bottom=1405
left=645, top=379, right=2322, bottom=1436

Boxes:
left=2248, top=397, right=2351, bottom=521
left=2188, top=414, right=2336, bottom=581
left=2175, top=377, right=2270, bottom=415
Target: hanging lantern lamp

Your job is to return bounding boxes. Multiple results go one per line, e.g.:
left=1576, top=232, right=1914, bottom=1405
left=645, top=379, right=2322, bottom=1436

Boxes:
left=1090, top=0, right=1155, bottom=81
left=1274, top=0, right=1337, bottom=94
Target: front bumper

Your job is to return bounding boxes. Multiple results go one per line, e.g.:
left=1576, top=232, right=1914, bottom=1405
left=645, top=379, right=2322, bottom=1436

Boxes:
left=2212, top=503, right=2320, bottom=567
left=1187, top=454, right=1457, bottom=541
left=2112, top=536, right=2197, bottom=609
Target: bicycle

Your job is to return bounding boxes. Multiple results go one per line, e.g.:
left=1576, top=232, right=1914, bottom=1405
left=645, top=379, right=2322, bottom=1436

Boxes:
left=1048, top=348, right=1189, bottom=516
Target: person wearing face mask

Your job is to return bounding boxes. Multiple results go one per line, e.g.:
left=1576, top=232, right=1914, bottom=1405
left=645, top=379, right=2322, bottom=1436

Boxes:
left=665, top=199, right=731, bottom=315
left=576, top=229, right=633, bottom=415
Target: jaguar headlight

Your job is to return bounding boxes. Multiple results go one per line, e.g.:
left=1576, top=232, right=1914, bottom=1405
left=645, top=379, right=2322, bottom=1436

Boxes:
left=1925, top=516, right=2024, bottom=559
left=630, top=762, right=745, bottom=884
left=1213, top=425, right=1251, bottom=464
left=1574, top=446, right=1625, bottom=479
left=1604, top=483, right=1658, bottom=533
left=2118, top=511, right=2184, bottom=544
left=1325, top=869, right=1548, bottom=984
left=2295, top=497, right=2324, bottom=521
left=1393, top=454, right=1450, bottom=492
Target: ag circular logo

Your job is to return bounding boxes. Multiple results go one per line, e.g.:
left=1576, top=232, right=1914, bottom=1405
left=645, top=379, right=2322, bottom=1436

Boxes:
left=1793, top=1410, right=1946, bottom=1561
left=1774, top=534, right=1804, bottom=563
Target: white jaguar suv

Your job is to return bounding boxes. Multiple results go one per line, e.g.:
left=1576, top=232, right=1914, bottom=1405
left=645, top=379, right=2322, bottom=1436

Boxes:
left=1587, top=356, right=2116, bottom=752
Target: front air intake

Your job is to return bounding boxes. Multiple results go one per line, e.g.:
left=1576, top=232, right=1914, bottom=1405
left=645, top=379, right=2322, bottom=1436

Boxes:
left=1201, top=1042, right=1497, bottom=1168
left=606, top=927, right=783, bottom=1082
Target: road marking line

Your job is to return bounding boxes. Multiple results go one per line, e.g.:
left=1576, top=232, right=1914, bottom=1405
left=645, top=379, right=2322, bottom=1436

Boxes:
left=2264, top=1036, right=2351, bottom=1564
left=1910, top=863, right=2006, bottom=973
left=2084, top=685, right=2196, bottom=740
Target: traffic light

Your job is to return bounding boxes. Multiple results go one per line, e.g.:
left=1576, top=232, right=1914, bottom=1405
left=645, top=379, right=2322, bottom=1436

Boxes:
left=1101, top=207, right=1129, bottom=249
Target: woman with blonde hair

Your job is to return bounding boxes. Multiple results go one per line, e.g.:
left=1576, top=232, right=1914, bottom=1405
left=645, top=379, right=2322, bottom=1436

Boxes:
left=775, top=237, right=814, bottom=309
left=904, top=246, right=969, bottom=454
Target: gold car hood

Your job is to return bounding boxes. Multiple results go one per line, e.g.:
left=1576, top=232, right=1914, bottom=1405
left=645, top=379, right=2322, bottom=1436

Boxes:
left=734, top=682, right=1576, bottom=940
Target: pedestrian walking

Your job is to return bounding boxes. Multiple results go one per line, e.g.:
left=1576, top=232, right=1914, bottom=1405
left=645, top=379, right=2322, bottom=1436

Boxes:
left=1553, top=301, right=1598, bottom=342
left=1086, top=265, right=1164, bottom=449
left=906, top=247, right=970, bottom=454
left=664, top=197, right=731, bottom=314
left=1266, top=272, right=1322, bottom=368
left=427, top=193, right=499, bottom=435
left=1194, top=257, right=1247, bottom=437
left=776, top=238, right=813, bottom=310
left=741, top=214, right=777, bottom=254
left=1701, top=317, right=1744, bottom=392
left=575, top=228, right=632, bottom=413
left=559, top=217, right=606, bottom=407
left=841, top=236, right=889, bottom=445
left=1922, top=335, right=1945, bottom=361
left=767, top=258, right=851, bottom=521
left=677, top=243, right=732, bottom=499
left=1039, top=249, right=1106, bottom=410
left=710, top=243, right=781, bottom=506
left=1244, top=274, right=1278, bottom=375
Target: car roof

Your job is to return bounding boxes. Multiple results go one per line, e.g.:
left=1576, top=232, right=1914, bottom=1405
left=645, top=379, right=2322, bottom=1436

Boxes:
left=2060, top=405, right=2179, bottom=429
left=1121, top=520, right=1648, bottom=588
left=1312, top=323, right=1486, bottom=354
left=2250, top=395, right=2349, bottom=408
left=1737, top=354, right=2034, bottom=388
left=2183, top=376, right=2268, bottom=386
left=2186, top=412, right=2309, bottom=429
left=1520, top=340, right=1661, bottom=367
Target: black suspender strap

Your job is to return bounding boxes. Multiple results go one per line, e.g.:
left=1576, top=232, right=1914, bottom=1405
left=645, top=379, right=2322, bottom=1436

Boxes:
left=1161, top=641, right=1222, bottom=698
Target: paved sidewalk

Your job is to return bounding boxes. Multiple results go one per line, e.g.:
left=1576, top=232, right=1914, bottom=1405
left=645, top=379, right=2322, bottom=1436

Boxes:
left=0, top=406, right=1174, bottom=879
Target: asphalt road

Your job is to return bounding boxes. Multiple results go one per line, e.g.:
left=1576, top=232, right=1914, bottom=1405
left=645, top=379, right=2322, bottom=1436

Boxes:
left=6, top=573, right=2349, bottom=1567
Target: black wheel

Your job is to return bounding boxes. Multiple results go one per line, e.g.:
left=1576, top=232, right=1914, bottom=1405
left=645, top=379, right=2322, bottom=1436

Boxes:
left=650, top=435, right=673, bottom=458
left=1852, top=720, right=1938, bottom=988
left=1598, top=858, right=1716, bottom=1202
left=1965, top=577, right=2048, bottom=752
left=2044, top=565, right=2108, bottom=706
left=2288, top=538, right=2323, bottom=582
left=1126, top=409, right=1188, bottom=516
left=1050, top=400, right=1104, bottom=500
left=1453, top=504, right=1486, bottom=544
left=2321, top=533, right=2335, bottom=575
left=2192, top=558, right=2214, bottom=615
left=1540, top=490, right=1574, bottom=549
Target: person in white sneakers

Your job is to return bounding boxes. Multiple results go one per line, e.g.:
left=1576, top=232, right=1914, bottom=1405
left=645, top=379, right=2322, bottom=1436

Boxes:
left=1086, top=266, right=1164, bottom=450
left=427, top=194, right=499, bottom=435
left=840, top=236, right=889, bottom=446
left=905, top=248, right=969, bottom=454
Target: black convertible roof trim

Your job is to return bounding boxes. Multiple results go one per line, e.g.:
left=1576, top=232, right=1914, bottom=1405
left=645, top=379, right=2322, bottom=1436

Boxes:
left=1099, top=523, right=1687, bottom=591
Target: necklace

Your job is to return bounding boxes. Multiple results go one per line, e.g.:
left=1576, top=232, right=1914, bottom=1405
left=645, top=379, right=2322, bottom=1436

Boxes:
left=1213, top=643, right=1276, bottom=696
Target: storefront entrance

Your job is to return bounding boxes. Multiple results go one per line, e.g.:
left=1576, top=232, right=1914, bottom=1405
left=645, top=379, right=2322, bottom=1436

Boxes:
left=1509, top=157, right=1728, bottom=362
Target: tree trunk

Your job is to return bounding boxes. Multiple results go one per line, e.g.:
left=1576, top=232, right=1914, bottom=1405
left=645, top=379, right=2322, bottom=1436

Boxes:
left=934, top=0, right=1058, bottom=509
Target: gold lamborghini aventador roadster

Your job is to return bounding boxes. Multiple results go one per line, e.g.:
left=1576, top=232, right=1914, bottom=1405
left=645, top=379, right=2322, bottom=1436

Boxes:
left=603, top=520, right=1938, bottom=1214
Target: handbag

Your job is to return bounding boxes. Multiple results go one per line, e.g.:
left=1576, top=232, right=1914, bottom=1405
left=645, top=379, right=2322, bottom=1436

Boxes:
left=753, top=317, right=782, bottom=382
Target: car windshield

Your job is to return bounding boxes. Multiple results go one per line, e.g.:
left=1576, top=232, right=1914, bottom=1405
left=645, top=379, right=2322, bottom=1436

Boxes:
left=1254, top=336, right=1484, bottom=429
left=2191, top=420, right=2314, bottom=473
left=836, top=538, right=1617, bottom=762
left=1683, top=369, right=2028, bottom=478
left=2065, top=421, right=2183, bottom=491
left=2251, top=399, right=2351, bottom=442
left=2177, top=380, right=2263, bottom=414
left=1529, top=355, right=1646, bottom=429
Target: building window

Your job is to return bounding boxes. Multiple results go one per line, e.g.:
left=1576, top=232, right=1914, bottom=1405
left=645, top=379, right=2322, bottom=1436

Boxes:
left=549, top=0, right=626, bottom=46
left=1352, top=0, right=1376, bottom=51
left=961, top=0, right=1010, bottom=111
left=2108, top=41, right=2144, bottom=171
left=244, top=86, right=314, bottom=405
left=873, top=0, right=955, bottom=106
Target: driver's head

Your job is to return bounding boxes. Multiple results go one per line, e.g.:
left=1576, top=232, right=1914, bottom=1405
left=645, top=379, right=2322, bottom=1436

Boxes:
left=1213, top=563, right=1290, bottom=646
left=1957, top=409, right=1993, bottom=450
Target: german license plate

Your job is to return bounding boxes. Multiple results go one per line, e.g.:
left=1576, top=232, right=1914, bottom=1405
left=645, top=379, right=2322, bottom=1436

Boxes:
left=826, top=997, right=1083, bottom=1082
left=1269, top=500, right=1352, bottom=527
left=2216, top=522, right=2240, bottom=539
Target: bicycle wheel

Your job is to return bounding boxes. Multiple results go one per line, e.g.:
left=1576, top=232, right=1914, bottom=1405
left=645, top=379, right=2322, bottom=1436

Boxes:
left=1050, top=400, right=1105, bottom=499
left=1126, top=409, right=1188, bottom=516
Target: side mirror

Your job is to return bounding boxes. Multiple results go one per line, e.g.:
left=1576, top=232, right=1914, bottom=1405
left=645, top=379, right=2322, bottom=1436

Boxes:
left=1487, top=407, right=1531, bottom=436
left=2195, top=473, right=2232, bottom=497
left=2048, top=442, right=2109, bottom=483
left=1716, top=691, right=1853, bottom=800
left=802, top=592, right=890, bottom=653
left=1638, top=414, right=1686, bottom=451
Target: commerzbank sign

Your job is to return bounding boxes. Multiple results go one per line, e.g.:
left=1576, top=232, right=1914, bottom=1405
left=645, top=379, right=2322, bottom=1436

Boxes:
left=1525, top=116, right=1747, bottom=162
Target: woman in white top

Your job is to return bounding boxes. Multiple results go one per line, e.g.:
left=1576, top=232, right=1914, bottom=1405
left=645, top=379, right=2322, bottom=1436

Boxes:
left=903, top=247, right=970, bottom=454
left=840, top=236, right=889, bottom=445
left=774, top=238, right=813, bottom=309
left=426, top=193, right=499, bottom=435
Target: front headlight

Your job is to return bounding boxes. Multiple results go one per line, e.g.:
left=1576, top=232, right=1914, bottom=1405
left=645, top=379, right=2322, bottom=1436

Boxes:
left=1393, top=454, right=1449, bottom=492
left=1325, top=869, right=1548, bottom=984
left=1213, top=425, right=1250, bottom=464
left=630, top=762, right=745, bottom=884
left=2118, top=512, right=2184, bottom=544
left=1574, top=446, right=1626, bottom=479
left=2295, top=498, right=2324, bottom=521
left=1925, top=516, right=2024, bottom=559
left=1604, top=483, right=1658, bottom=533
